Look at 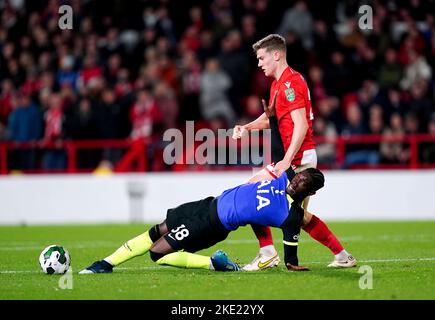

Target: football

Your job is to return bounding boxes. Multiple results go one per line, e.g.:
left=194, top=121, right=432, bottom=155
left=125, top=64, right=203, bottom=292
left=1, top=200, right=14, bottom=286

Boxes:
left=39, top=245, right=71, bottom=275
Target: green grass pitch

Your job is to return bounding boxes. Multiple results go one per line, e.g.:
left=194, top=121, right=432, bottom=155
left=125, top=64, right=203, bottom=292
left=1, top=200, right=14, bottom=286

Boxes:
left=0, top=221, right=434, bottom=300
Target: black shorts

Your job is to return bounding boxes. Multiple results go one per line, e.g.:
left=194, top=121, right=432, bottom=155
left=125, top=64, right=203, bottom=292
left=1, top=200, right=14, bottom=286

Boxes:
left=164, top=196, right=230, bottom=253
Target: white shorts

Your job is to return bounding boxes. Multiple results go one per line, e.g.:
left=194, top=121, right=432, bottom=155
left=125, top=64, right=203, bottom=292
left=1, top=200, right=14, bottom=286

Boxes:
left=292, top=149, right=317, bottom=173
left=264, top=149, right=317, bottom=178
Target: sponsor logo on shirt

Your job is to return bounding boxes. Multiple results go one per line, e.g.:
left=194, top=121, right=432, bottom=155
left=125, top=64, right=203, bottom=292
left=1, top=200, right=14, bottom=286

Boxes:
left=285, top=88, right=295, bottom=102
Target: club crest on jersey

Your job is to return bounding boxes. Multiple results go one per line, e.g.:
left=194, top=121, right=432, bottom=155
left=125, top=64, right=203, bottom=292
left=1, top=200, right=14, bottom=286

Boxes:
left=285, top=88, right=295, bottom=102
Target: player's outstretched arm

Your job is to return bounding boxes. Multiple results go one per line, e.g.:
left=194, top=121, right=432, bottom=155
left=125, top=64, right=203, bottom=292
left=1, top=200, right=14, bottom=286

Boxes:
left=247, top=167, right=275, bottom=183
left=281, top=210, right=310, bottom=272
left=232, top=113, right=269, bottom=139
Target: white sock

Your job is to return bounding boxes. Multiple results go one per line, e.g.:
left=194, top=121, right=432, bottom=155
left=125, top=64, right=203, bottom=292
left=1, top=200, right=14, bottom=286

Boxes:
left=335, top=249, right=349, bottom=261
left=259, top=245, right=276, bottom=256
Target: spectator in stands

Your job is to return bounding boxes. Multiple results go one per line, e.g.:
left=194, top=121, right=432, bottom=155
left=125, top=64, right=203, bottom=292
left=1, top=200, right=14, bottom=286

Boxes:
left=77, top=55, right=103, bottom=92
left=308, top=66, right=328, bottom=104
left=199, top=58, right=236, bottom=127
left=158, top=53, right=178, bottom=91
left=7, top=92, right=43, bottom=170
left=378, top=48, right=403, bottom=89
left=197, top=29, right=218, bottom=64
left=336, top=17, right=365, bottom=51
left=57, top=55, right=78, bottom=91
left=316, top=97, right=342, bottom=133
left=357, top=79, right=381, bottom=122
left=277, top=1, right=314, bottom=49
left=238, top=95, right=263, bottom=126
left=383, top=87, right=408, bottom=120
left=364, top=104, right=384, bottom=165
left=179, top=50, right=202, bottom=122
left=284, top=31, right=308, bottom=75
left=104, top=54, right=122, bottom=87
left=341, top=102, right=377, bottom=168
left=218, top=30, right=251, bottom=114
left=381, top=112, right=408, bottom=164
left=404, top=112, right=419, bottom=135
left=241, top=14, right=258, bottom=49
left=400, top=50, right=432, bottom=90
left=96, top=88, right=125, bottom=165
left=65, top=98, right=99, bottom=169
left=130, top=89, right=162, bottom=140
left=100, top=28, right=122, bottom=63
left=210, top=5, right=235, bottom=42
left=409, top=80, right=433, bottom=132
left=354, top=40, right=379, bottom=82
left=312, top=20, right=339, bottom=66
left=0, top=79, right=14, bottom=131
left=6, top=58, right=26, bottom=88
left=154, top=81, right=178, bottom=130
left=42, top=93, right=66, bottom=170
left=313, top=116, right=337, bottom=166
left=323, top=50, right=352, bottom=97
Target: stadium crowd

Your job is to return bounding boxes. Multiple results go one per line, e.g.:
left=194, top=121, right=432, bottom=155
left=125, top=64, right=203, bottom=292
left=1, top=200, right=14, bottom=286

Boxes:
left=0, top=0, right=434, bottom=171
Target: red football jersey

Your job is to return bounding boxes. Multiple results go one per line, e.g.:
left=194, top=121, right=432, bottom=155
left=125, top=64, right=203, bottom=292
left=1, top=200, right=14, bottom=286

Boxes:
left=269, top=66, right=315, bottom=166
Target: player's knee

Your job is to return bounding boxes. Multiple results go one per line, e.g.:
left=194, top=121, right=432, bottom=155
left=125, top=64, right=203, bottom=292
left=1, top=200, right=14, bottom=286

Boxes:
left=149, top=250, right=165, bottom=262
left=149, top=224, right=162, bottom=242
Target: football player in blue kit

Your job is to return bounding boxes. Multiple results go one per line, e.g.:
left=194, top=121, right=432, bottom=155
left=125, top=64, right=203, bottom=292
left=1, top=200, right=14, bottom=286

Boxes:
left=80, top=165, right=324, bottom=274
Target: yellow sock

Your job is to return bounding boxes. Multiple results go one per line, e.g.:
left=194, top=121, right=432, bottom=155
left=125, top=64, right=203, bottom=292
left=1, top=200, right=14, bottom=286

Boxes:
left=105, top=231, right=153, bottom=266
left=156, top=252, right=211, bottom=270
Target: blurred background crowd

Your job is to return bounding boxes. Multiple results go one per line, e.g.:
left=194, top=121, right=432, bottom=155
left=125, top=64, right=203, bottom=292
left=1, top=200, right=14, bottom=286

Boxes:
left=0, top=0, right=434, bottom=172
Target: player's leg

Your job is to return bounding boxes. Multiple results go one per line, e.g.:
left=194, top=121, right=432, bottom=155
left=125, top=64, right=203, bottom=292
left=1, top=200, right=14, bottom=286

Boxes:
left=79, top=222, right=166, bottom=274
left=104, top=222, right=165, bottom=266
left=149, top=232, right=213, bottom=269
left=243, top=224, right=280, bottom=271
left=297, top=153, right=357, bottom=267
left=302, top=211, right=356, bottom=267
left=244, top=112, right=285, bottom=271
left=149, top=235, right=239, bottom=271
left=243, top=162, right=282, bottom=271
left=151, top=197, right=240, bottom=271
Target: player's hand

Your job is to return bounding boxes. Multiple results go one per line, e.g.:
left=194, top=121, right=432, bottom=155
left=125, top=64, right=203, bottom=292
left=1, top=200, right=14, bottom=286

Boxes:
left=272, top=160, right=290, bottom=177
left=262, top=90, right=278, bottom=118
left=286, top=263, right=310, bottom=271
left=232, top=125, right=247, bottom=139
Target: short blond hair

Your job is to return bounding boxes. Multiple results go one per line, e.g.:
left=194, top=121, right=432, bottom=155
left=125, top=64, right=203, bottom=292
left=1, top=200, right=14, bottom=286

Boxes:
left=252, top=34, right=286, bottom=53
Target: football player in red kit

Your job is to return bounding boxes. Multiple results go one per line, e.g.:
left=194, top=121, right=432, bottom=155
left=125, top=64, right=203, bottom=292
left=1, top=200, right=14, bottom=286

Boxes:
left=233, top=34, right=356, bottom=270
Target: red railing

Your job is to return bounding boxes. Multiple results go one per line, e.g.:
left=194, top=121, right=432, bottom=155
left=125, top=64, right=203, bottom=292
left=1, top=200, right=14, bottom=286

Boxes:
left=314, top=134, right=435, bottom=169
left=0, top=138, right=148, bottom=175
left=0, top=134, right=434, bottom=174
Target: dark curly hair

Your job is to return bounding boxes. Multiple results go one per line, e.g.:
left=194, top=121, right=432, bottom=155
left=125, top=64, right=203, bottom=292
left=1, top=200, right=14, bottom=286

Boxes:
left=301, top=168, right=325, bottom=194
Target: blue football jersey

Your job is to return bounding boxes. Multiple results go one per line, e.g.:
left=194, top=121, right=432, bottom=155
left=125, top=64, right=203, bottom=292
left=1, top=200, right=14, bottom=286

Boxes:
left=216, top=174, right=292, bottom=231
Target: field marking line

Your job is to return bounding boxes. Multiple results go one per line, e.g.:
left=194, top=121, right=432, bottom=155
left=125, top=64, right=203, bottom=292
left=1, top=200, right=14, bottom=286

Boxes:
left=305, top=257, right=435, bottom=264
left=1, top=257, right=435, bottom=274
left=1, top=234, right=434, bottom=251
